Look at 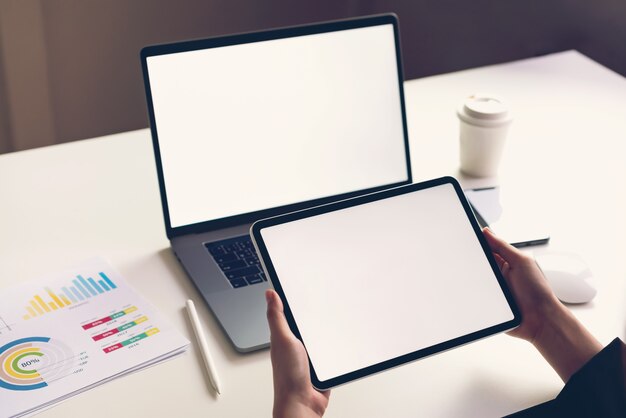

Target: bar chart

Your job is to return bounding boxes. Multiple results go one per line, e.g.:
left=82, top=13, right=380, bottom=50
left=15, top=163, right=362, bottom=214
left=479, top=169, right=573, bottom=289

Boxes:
left=22, top=272, right=118, bottom=321
left=102, top=328, right=160, bottom=354
left=80, top=305, right=160, bottom=354
left=0, top=258, right=189, bottom=417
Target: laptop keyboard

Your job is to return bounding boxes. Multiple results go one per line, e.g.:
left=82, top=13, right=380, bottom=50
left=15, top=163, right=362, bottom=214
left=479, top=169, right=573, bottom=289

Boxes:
left=204, top=235, right=267, bottom=289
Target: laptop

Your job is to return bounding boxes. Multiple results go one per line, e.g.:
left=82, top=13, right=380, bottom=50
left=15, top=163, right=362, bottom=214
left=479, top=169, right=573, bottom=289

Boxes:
left=140, top=14, right=412, bottom=352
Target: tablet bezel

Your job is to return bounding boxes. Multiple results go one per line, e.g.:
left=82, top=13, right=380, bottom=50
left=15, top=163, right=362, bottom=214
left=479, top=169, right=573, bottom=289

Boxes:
left=251, top=176, right=521, bottom=390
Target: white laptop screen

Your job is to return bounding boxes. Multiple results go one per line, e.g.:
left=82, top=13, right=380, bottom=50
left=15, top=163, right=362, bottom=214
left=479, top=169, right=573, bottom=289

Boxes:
left=146, top=23, right=409, bottom=229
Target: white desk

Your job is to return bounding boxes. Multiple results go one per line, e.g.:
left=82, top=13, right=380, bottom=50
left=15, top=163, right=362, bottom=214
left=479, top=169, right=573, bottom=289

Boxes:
left=1, top=50, right=625, bottom=417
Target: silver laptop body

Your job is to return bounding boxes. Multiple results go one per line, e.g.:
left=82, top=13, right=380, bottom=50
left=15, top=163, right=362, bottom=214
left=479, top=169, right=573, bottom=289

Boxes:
left=140, top=14, right=412, bottom=352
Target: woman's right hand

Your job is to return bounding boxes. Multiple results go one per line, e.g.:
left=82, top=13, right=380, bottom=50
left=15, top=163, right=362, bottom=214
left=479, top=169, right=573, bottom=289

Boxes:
left=482, top=227, right=562, bottom=343
left=483, top=227, right=602, bottom=382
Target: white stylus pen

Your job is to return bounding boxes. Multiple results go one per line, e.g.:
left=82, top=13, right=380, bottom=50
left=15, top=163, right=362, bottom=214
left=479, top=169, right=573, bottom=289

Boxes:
left=186, top=299, right=222, bottom=395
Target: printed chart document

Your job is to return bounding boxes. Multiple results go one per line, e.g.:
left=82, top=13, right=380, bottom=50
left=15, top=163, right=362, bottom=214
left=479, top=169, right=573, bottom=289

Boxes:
left=0, top=259, right=189, bottom=418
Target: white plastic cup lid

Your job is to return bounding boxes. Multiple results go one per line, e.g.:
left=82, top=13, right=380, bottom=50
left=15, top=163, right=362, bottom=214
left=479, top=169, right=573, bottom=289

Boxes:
left=457, top=94, right=512, bottom=127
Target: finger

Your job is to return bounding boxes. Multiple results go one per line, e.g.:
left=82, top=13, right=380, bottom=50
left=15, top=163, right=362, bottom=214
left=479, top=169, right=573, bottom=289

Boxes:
left=493, top=253, right=511, bottom=279
left=501, top=260, right=511, bottom=276
left=482, top=227, right=521, bottom=262
left=493, top=252, right=506, bottom=271
left=505, top=329, right=523, bottom=339
left=265, top=289, right=294, bottom=342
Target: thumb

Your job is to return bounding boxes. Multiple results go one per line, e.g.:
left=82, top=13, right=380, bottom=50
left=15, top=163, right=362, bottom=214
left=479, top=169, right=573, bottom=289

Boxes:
left=266, top=289, right=294, bottom=342
left=482, top=227, right=521, bottom=262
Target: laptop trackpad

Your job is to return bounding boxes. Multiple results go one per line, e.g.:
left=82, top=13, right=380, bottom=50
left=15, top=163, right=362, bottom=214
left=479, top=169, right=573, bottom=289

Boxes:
left=205, top=284, right=270, bottom=352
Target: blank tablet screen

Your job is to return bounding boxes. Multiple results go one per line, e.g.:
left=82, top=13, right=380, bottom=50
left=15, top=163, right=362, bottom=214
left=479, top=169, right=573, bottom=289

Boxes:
left=252, top=178, right=519, bottom=388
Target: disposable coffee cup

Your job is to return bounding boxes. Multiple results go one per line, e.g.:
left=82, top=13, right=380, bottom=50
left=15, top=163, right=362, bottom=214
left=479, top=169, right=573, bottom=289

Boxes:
left=457, top=94, right=512, bottom=177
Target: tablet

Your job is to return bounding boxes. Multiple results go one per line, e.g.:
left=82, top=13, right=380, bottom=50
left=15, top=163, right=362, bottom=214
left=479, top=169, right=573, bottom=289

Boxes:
left=251, top=176, right=520, bottom=390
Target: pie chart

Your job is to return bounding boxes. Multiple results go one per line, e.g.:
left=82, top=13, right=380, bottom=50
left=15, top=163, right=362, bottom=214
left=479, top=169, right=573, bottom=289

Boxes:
left=0, top=336, right=76, bottom=391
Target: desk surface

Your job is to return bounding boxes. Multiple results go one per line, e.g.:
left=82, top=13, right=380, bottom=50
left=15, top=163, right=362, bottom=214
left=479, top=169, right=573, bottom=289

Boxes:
left=1, top=50, right=625, bottom=417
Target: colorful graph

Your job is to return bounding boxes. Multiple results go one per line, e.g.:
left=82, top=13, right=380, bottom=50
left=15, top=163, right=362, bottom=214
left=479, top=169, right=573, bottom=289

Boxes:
left=102, top=328, right=160, bottom=354
left=78, top=305, right=160, bottom=354
left=81, top=306, right=138, bottom=331
left=21, top=272, right=117, bottom=321
left=0, top=337, right=85, bottom=391
left=91, top=316, right=148, bottom=342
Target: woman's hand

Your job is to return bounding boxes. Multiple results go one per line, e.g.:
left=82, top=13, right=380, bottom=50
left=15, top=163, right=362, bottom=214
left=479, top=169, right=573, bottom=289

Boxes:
left=483, top=227, right=602, bottom=382
left=483, top=227, right=562, bottom=343
left=266, top=289, right=330, bottom=418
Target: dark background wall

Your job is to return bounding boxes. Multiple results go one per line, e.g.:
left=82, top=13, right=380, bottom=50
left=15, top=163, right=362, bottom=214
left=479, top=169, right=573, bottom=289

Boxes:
left=0, top=0, right=624, bottom=153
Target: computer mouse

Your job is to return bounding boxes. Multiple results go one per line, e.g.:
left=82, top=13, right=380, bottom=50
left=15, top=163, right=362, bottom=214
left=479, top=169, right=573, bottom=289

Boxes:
left=534, top=252, right=597, bottom=304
